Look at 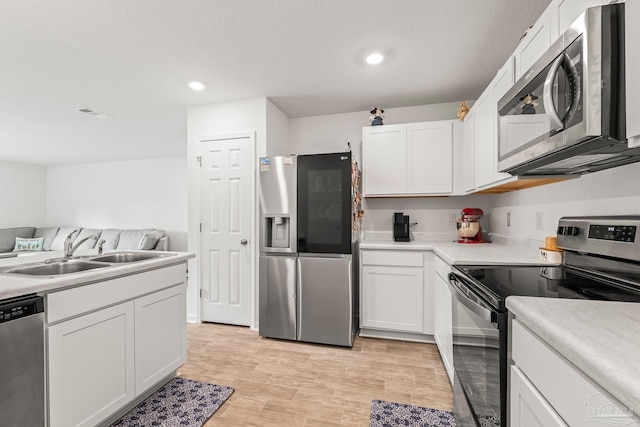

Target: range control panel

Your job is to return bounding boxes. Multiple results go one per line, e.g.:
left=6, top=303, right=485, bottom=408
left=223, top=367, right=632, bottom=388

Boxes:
left=557, top=217, right=640, bottom=262
left=589, top=224, right=637, bottom=243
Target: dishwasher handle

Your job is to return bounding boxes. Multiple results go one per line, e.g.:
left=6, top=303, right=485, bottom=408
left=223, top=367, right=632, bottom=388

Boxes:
left=0, top=294, right=44, bottom=324
left=448, top=273, right=498, bottom=327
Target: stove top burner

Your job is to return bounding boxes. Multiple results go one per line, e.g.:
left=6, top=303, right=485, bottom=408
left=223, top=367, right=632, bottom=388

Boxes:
left=453, top=264, right=640, bottom=311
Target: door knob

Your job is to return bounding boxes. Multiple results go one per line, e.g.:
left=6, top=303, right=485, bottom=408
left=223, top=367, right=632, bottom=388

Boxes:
left=240, top=239, right=248, bottom=245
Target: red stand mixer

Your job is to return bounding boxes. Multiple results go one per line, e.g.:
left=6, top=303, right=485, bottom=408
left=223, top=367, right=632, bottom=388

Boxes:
left=456, top=208, right=487, bottom=244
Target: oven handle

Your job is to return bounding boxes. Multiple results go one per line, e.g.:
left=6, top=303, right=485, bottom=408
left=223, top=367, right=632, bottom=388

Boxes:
left=448, top=273, right=498, bottom=327
left=543, top=53, right=566, bottom=131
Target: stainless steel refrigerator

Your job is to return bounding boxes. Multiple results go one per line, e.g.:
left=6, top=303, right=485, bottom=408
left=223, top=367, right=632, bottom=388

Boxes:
left=258, top=152, right=359, bottom=347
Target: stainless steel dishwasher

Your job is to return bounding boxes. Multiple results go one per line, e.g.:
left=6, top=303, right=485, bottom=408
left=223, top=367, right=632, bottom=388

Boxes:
left=0, top=294, right=45, bottom=426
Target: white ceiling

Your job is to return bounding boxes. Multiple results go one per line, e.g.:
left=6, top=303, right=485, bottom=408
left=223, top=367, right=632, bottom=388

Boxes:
left=1, top=0, right=550, bottom=166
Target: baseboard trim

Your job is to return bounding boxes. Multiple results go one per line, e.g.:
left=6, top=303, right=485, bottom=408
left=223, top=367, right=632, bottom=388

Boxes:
left=359, top=328, right=436, bottom=344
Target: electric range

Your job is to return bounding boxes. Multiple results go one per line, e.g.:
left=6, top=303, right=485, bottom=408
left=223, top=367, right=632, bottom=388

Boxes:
left=448, top=216, right=640, bottom=427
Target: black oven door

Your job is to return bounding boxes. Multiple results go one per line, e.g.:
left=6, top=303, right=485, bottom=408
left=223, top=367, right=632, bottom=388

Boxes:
left=449, top=273, right=507, bottom=427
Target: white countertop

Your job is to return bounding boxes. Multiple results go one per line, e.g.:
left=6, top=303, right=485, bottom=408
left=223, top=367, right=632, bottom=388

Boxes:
left=507, top=296, right=640, bottom=416
left=0, top=250, right=194, bottom=300
left=360, top=239, right=553, bottom=266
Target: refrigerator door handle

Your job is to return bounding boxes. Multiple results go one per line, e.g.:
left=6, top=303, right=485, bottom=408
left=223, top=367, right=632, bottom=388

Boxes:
left=296, top=262, right=303, bottom=340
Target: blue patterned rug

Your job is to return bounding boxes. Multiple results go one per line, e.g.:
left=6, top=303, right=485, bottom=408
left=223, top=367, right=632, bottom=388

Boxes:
left=370, top=400, right=500, bottom=427
left=370, top=400, right=455, bottom=426
left=111, top=377, right=234, bottom=427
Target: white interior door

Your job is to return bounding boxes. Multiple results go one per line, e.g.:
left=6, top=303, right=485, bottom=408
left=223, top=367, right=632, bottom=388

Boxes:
left=200, top=134, right=254, bottom=326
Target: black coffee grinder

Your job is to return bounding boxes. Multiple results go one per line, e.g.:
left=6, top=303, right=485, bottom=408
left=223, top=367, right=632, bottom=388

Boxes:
left=393, top=212, right=410, bottom=242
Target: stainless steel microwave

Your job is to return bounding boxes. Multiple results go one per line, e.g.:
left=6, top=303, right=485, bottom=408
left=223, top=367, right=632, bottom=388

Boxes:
left=497, top=3, right=640, bottom=176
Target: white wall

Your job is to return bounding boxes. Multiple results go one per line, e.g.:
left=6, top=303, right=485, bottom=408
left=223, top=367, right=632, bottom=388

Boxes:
left=0, top=159, right=47, bottom=227
left=186, top=97, right=270, bottom=325
left=363, top=195, right=491, bottom=240
left=288, top=102, right=471, bottom=165
left=46, top=157, right=188, bottom=249
left=289, top=110, right=367, bottom=162
left=489, top=162, right=640, bottom=241
left=266, top=99, right=291, bottom=156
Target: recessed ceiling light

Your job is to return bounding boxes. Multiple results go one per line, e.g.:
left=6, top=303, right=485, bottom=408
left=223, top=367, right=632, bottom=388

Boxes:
left=188, top=81, right=205, bottom=91
left=366, top=53, right=384, bottom=65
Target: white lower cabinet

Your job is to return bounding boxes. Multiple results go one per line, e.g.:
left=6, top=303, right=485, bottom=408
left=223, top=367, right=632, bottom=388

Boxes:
left=48, top=302, right=135, bottom=427
left=510, top=319, right=640, bottom=427
left=46, top=264, right=188, bottom=427
left=510, top=365, right=567, bottom=427
left=135, top=285, right=187, bottom=395
left=362, top=264, right=424, bottom=332
left=360, top=249, right=433, bottom=336
left=433, top=273, right=453, bottom=383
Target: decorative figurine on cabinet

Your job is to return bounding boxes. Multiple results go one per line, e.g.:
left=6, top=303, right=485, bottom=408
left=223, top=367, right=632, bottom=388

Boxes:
left=520, top=93, right=539, bottom=114
left=370, top=107, right=384, bottom=126
left=457, top=102, right=469, bottom=121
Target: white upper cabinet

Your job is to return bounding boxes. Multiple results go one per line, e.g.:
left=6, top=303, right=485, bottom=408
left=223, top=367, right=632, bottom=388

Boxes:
left=493, top=56, right=516, bottom=102
left=363, top=120, right=456, bottom=197
left=362, top=124, right=407, bottom=195
left=513, top=6, right=556, bottom=80
left=553, top=0, right=612, bottom=36
left=406, top=121, right=453, bottom=194
left=462, top=109, right=476, bottom=193
left=475, top=57, right=515, bottom=189
left=627, top=0, right=640, bottom=147
left=474, top=89, right=497, bottom=189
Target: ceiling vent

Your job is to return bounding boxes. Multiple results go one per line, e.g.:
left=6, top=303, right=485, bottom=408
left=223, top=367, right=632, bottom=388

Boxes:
left=76, top=108, right=113, bottom=119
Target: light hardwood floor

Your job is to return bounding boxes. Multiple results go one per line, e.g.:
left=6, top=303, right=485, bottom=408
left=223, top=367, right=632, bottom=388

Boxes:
left=178, top=323, right=453, bottom=426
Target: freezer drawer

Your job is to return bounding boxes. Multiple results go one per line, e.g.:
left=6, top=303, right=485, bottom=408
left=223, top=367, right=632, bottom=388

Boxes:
left=259, top=255, right=296, bottom=340
left=297, top=255, right=355, bottom=346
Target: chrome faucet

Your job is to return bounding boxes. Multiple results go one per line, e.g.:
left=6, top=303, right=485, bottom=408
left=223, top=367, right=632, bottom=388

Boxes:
left=64, top=232, right=98, bottom=258
left=97, top=239, right=106, bottom=255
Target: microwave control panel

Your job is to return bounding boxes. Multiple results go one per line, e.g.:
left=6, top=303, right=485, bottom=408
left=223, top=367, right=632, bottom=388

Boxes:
left=588, top=225, right=637, bottom=243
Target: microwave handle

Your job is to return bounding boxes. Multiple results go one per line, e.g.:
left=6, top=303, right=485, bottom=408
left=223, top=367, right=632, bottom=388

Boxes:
left=543, top=53, right=565, bottom=131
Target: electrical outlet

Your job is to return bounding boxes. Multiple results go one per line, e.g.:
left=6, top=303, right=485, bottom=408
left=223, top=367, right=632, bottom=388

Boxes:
left=536, top=212, right=543, bottom=231
left=507, top=212, right=511, bottom=227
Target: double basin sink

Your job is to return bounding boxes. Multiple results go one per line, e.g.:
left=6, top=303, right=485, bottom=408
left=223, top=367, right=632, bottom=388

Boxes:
left=0, top=252, right=174, bottom=277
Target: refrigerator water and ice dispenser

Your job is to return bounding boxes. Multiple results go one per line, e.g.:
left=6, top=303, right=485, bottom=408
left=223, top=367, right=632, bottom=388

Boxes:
left=264, top=216, right=290, bottom=249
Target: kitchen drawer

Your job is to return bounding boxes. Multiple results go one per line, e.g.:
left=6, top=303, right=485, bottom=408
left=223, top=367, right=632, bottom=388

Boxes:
left=512, top=320, right=640, bottom=427
left=46, top=264, right=187, bottom=324
left=361, top=250, right=423, bottom=267
left=434, top=256, right=451, bottom=281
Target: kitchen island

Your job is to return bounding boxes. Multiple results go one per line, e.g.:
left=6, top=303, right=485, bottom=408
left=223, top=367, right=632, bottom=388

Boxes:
left=0, top=250, right=194, bottom=427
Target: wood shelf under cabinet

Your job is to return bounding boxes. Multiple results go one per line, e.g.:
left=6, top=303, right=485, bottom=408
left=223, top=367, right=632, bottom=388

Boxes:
left=474, top=177, right=574, bottom=194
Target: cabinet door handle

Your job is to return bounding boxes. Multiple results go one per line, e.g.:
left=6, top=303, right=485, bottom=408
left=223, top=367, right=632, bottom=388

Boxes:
left=240, top=239, right=248, bottom=245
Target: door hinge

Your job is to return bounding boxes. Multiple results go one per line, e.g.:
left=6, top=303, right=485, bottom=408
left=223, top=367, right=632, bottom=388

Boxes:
left=197, top=156, right=202, bottom=166
left=200, top=289, right=203, bottom=298
left=199, top=223, right=202, bottom=232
